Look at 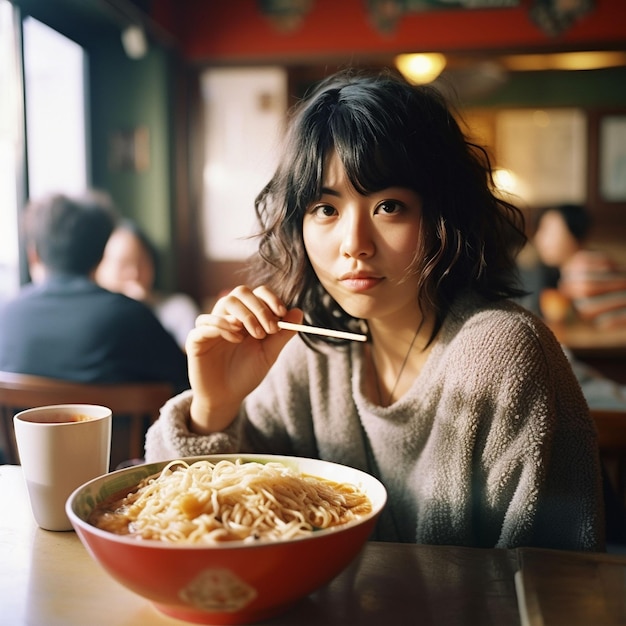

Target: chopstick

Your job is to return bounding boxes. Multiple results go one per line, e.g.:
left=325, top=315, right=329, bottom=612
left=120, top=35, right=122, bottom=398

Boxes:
left=277, top=321, right=367, bottom=342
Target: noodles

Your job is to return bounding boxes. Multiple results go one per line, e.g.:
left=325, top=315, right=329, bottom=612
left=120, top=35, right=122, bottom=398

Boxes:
left=88, top=459, right=372, bottom=544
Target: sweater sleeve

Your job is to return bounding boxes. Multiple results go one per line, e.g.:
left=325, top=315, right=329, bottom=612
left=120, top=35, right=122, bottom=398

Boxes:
left=469, top=311, right=605, bottom=551
left=409, top=299, right=604, bottom=551
left=144, top=390, right=240, bottom=462
left=143, top=337, right=315, bottom=463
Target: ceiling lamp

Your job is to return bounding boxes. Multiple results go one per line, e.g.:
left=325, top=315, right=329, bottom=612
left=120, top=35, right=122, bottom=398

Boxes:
left=121, top=25, right=148, bottom=59
left=395, top=53, right=447, bottom=85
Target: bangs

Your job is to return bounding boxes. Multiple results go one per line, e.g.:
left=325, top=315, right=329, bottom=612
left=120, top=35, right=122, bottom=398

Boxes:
left=335, top=134, right=411, bottom=195
left=288, top=83, right=421, bottom=209
left=328, top=97, right=416, bottom=195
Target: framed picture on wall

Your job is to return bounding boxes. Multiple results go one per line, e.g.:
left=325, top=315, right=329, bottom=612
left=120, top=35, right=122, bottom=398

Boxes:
left=108, top=126, right=150, bottom=172
left=599, top=115, right=626, bottom=203
left=495, top=108, right=587, bottom=207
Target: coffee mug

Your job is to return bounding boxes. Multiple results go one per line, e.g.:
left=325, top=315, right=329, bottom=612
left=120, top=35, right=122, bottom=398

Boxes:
left=14, top=404, right=112, bottom=531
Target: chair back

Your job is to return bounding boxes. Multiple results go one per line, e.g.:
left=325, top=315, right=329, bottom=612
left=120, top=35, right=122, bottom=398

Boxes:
left=591, top=409, right=626, bottom=450
left=590, top=408, right=626, bottom=546
left=0, top=371, right=174, bottom=468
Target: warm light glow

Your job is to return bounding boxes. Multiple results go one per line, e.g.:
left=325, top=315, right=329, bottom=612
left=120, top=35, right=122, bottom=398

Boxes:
left=492, top=168, right=528, bottom=201
left=493, top=168, right=517, bottom=195
left=501, top=51, right=626, bottom=71
left=395, top=53, right=446, bottom=85
left=121, top=25, right=148, bottom=60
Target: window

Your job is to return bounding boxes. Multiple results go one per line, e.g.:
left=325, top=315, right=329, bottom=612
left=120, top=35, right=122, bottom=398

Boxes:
left=0, top=10, right=89, bottom=300
left=0, top=0, right=22, bottom=301
left=23, top=16, right=88, bottom=198
left=495, top=108, right=587, bottom=206
left=201, top=67, right=286, bottom=260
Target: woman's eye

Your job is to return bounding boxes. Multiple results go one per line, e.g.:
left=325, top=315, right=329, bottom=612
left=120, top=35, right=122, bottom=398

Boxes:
left=376, top=200, right=402, bottom=215
left=310, top=204, right=337, bottom=218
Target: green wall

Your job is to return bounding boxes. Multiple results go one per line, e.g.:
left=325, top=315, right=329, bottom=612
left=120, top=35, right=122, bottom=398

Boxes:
left=466, top=66, right=626, bottom=108
left=88, top=34, right=176, bottom=289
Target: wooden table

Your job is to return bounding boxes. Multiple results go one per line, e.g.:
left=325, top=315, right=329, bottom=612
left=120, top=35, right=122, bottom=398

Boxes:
left=547, top=319, right=626, bottom=385
left=2, top=464, right=626, bottom=626
left=548, top=319, right=626, bottom=357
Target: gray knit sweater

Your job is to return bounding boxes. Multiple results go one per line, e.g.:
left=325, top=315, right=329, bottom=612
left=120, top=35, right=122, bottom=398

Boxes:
left=145, top=294, right=604, bottom=551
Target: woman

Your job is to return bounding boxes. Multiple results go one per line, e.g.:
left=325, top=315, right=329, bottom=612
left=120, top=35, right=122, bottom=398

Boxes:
left=96, top=219, right=200, bottom=349
left=146, top=70, right=604, bottom=551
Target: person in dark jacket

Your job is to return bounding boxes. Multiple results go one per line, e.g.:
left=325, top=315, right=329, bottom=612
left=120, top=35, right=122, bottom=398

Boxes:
left=0, top=190, right=189, bottom=393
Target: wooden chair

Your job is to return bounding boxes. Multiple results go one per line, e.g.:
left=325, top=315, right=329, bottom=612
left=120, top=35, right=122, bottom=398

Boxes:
left=590, top=408, right=626, bottom=546
left=0, top=371, right=174, bottom=469
left=592, top=408, right=626, bottom=496
left=591, top=409, right=626, bottom=450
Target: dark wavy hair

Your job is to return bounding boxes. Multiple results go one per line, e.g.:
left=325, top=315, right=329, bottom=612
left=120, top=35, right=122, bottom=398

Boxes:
left=534, top=203, right=591, bottom=243
left=250, top=69, right=526, bottom=344
left=116, top=218, right=160, bottom=282
left=23, top=190, right=117, bottom=275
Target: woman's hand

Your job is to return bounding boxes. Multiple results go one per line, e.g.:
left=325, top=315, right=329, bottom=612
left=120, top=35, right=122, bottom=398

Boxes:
left=185, top=285, right=303, bottom=434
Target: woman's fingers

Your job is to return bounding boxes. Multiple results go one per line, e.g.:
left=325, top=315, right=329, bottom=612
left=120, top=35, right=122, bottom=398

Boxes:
left=205, top=285, right=289, bottom=340
left=250, top=285, right=289, bottom=318
left=184, top=287, right=304, bottom=432
left=187, top=314, right=246, bottom=352
left=188, top=285, right=303, bottom=359
left=187, top=285, right=305, bottom=363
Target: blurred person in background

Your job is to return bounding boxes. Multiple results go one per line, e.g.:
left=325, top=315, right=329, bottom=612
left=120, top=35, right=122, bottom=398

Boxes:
left=96, top=219, right=200, bottom=350
left=526, top=203, right=626, bottom=412
left=533, top=203, right=626, bottom=328
left=0, top=191, right=189, bottom=392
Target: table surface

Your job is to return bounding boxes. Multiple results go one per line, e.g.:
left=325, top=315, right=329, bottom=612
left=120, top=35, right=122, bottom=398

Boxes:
left=547, top=319, right=626, bottom=356
left=2, top=464, right=626, bottom=626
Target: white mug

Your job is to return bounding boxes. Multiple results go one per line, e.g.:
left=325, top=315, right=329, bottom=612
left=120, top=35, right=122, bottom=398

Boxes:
left=14, top=404, right=112, bottom=531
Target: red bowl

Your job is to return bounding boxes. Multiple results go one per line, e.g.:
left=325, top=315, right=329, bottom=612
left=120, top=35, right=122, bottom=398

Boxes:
left=66, top=454, right=387, bottom=624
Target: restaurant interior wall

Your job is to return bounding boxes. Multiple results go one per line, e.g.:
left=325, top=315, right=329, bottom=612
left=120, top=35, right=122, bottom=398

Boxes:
left=148, top=0, right=626, bottom=64
left=9, top=0, right=183, bottom=293
left=8, top=0, right=626, bottom=304
left=143, top=0, right=626, bottom=300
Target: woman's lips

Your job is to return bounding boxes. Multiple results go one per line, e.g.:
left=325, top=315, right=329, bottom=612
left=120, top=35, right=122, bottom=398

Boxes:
left=339, top=276, right=383, bottom=292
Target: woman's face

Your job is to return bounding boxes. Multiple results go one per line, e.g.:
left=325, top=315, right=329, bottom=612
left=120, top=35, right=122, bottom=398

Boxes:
left=534, top=210, right=580, bottom=268
left=302, top=150, right=423, bottom=325
left=95, top=229, right=155, bottom=301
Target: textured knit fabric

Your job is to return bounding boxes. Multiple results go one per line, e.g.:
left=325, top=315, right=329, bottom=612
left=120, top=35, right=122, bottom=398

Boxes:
left=145, top=293, right=604, bottom=551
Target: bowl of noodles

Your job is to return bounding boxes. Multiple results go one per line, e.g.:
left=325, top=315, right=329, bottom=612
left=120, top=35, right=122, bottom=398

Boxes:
left=66, top=454, right=387, bottom=625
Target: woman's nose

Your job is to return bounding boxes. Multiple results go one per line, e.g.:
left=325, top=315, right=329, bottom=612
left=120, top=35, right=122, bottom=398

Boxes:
left=339, top=212, right=375, bottom=258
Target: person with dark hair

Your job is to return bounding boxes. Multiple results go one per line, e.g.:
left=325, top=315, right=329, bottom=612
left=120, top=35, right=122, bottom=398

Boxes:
left=532, top=203, right=591, bottom=290
left=145, top=71, right=603, bottom=550
left=533, top=203, right=626, bottom=328
left=96, top=219, right=200, bottom=350
left=0, top=191, right=189, bottom=392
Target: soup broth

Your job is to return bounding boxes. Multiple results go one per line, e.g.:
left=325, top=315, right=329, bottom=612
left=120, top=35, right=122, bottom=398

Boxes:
left=89, top=459, right=372, bottom=544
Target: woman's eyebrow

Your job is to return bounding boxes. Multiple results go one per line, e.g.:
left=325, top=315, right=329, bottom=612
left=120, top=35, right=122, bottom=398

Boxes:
left=319, top=186, right=341, bottom=197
